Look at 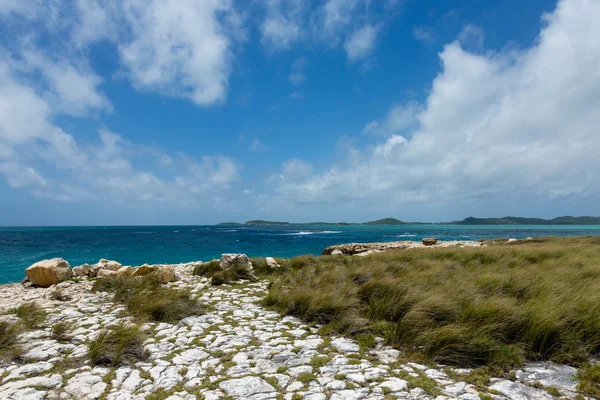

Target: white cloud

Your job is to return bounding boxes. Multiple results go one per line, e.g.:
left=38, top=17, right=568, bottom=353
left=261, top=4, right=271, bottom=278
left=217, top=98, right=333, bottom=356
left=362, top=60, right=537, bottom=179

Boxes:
left=344, top=24, right=380, bottom=61
left=289, top=57, right=306, bottom=86
left=361, top=101, right=421, bottom=136
left=272, top=0, right=600, bottom=216
left=289, top=91, right=304, bottom=100
left=118, top=0, right=242, bottom=106
left=413, top=26, right=434, bottom=43
left=260, top=0, right=303, bottom=52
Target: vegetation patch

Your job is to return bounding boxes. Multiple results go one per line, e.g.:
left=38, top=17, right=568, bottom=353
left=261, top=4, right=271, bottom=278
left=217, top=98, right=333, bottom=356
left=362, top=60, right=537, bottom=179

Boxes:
left=0, top=321, right=23, bottom=361
left=194, top=261, right=258, bottom=286
left=88, top=323, right=148, bottom=366
left=577, top=363, right=600, bottom=398
left=10, top=302, right=46, bottom=329
left=51, top=321, right=73, bottom=342
left=93, top=274, right=203, bottom=323
left=264, top=237, right=600, bottom=369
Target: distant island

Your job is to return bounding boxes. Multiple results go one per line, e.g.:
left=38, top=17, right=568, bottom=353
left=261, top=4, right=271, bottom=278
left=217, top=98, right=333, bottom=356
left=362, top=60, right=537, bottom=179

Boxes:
left=218, top=216, right=600, bottom=226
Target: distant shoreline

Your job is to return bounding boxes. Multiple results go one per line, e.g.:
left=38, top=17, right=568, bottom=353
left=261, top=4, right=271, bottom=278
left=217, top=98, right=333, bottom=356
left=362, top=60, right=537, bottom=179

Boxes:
left=218, top=215, right=600, bottom=226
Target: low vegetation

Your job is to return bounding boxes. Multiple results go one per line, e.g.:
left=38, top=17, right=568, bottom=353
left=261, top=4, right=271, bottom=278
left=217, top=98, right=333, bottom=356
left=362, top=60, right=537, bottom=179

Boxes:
left=0, top=321, right=23, bottom=361
left=93, top=274, right=203, bottom=323
left=193, top=260, right=258, bottom=285
left=51, top=321, right=73, bottom=342
left=10, top=301, right=46, bottom=329
left=577, top=363, right=600, bottom=398
left=264, top=236, right=600, bottom=369
left=88, top=323, right=148, bottom=366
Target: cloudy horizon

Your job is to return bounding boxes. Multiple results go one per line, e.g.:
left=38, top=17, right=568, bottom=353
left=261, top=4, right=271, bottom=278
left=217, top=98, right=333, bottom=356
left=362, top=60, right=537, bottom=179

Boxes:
left=1, top=0, right=599, bottom=226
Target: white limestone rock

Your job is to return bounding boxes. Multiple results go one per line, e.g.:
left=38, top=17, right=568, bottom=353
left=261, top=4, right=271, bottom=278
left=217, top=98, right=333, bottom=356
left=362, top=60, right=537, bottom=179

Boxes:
left=220, top=254, right=253, bottom=271
left=219, top=376, right=276, bottom=398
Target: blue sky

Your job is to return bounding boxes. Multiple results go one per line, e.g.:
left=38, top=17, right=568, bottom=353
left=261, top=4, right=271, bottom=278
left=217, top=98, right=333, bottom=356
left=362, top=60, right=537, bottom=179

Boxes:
left=1, top=0, right=599, bottom=225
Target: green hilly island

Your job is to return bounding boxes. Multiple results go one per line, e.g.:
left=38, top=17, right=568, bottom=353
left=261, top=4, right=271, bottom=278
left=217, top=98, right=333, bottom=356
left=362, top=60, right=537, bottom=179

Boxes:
left=218, top=216, right=600, bottom=226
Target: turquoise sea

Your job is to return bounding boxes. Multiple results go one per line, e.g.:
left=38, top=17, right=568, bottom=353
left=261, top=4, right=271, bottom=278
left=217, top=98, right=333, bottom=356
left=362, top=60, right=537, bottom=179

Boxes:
left=1, top=224, right=600, bottom=284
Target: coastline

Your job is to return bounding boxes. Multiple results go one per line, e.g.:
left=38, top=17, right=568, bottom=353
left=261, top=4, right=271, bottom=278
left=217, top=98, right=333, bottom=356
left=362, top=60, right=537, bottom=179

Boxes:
left=1, top=237, right=598, bottom=399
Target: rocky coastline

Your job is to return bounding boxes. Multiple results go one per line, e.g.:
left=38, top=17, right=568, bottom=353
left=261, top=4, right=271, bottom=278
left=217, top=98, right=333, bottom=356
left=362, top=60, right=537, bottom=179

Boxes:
left=0, top=241, right=593, bottom=400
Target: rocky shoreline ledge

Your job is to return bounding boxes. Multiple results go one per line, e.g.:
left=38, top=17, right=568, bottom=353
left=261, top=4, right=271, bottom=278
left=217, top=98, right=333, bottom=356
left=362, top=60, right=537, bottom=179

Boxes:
left=0, top=242, right=592, bottom=400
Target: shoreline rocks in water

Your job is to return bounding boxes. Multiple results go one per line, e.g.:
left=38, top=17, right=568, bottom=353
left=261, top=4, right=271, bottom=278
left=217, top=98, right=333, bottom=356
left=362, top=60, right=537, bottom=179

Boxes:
left=322, top=239, right=481, bottom=256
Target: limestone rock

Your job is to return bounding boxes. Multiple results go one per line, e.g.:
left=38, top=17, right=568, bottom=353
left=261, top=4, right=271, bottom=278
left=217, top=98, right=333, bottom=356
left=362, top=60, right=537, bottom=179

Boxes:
left=132, top=264, right=156, bottom=277
left=25, top=258, right=73, bottom=287
left=508, top=238, right=518, bottom=243
left=158, top=266, right=176, bottom=283
left=266, top=257, right=280, bottom=268
left=219, top=376, right=275, bottom=398
left=116, top=266, right=134, bottom=277
left=331, top=250, right=344, bottom=255
left=221, top=254, right=253, bottom=271
left=73, top=264, right=92, bottom=277
left=422, top=238, right=438, bottom=246
left=97, top=269, right=117, bottom=278
left=89, top=259, right=122, bottom=277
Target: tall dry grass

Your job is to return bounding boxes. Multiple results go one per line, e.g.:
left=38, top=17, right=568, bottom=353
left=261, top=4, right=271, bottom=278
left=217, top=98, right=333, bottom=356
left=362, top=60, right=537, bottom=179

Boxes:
left=264, top=237, right=600, bottom=368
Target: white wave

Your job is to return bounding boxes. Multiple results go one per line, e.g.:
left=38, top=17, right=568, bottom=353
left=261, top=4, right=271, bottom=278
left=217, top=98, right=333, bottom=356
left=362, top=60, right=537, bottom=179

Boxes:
left=284, top=230, right=342, bottom=236
left=397, top=233, right=417, bottom=237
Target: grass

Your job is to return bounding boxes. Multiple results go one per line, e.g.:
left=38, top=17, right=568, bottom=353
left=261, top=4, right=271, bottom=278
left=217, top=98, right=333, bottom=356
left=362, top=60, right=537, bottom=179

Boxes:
left=577, top=364, right=600, bottom=398
left=264, top=236, right=600, bottom=369
left=88, top=323, right=148, bottom=366
left=10, top=302, right=46, bottom=329
left=92, top=274, right=203, bottom=323
left=51, top=321, right=73, bottom=342
left=193, top=261, right=257, bottom=286
left=0, top=321, right=23, bottom=361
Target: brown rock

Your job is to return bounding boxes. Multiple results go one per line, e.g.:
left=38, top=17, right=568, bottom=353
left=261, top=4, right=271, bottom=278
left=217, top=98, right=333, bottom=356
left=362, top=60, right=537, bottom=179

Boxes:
left=97, top=269, right=117, bottom=278
left=158, top=266, right=176, bottom=283
left=422, top=238, right=438, bottom=246
left=132, top=264, right=156, bottom=277
left=116, top=266, right=134, bottom=277
left=25, top=258, right=73, bottom=288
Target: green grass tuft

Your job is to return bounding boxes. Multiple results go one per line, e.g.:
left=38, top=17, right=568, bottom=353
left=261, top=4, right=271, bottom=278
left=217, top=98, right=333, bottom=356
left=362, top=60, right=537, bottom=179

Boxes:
left=577, top=364, right=600, bottom=398
left=0, top=321, right=23, bottom=361
left=88, top=323, right=148, bottom=366
left=51, top=321, right=73, bottom=342
left=264, top=236, right=600, bottom=369
left=10, top=302, right=46, bottom=329
left=93, top=274, right=203, bottom=323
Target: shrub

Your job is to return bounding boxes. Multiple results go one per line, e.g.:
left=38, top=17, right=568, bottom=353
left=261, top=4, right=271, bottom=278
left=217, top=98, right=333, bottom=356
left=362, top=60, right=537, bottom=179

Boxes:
left=88, top=323, right=148, bottom=366
left=93, top=274, right=203, bottom=323
left=577, top=364, right=600, bottom=398
left=264, top=237, right=600, bottom=369
left=0, top=321, right=23, bottom=361
left=193, top=260, right=221, bottom=276
left=10, top=302, right=46, bottom=329
left=51, top=321, right=73, bottom=342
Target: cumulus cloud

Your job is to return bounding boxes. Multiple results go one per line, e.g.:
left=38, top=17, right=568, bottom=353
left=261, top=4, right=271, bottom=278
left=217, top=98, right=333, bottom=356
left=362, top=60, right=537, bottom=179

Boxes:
left=1, top=0, right=243, bottom=107
left=261, top=0, right=393, bottom=58
left=260, top=0, right=303, bottom=52
left=344, top=24, right=380, bottom=61
left=272, top=0, right=600, bottom=217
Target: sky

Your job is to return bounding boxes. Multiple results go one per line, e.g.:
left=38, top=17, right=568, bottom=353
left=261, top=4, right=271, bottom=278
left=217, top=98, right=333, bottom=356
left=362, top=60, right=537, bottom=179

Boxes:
left=1, top=0, right=599, bottom=225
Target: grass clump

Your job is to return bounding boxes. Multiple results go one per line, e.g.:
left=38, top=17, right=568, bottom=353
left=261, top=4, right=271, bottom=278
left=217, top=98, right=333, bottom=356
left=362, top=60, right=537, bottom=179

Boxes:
left=264, top=236, right=600, bottom=369
left=577, top=364, right=600, bottom=398
left=88, top=323, right=148, bottom=366
left=194, top=260, right=257, bottom=286
left=0, top=321, right=23, bottom=361
left=51, top=321, right=73, bottom=342
left=93, top=274, right=203, bottom=323
left=10, top=302, right=46, bottom=329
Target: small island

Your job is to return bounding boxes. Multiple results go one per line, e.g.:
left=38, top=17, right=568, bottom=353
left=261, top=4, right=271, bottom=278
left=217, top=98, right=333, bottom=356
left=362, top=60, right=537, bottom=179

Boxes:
left=218, top=215, right=600, bottom=226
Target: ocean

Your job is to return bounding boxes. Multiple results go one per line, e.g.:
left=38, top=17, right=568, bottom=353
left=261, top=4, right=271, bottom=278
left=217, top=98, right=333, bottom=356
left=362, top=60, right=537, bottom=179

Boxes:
left=1, top=224, right=600, bottom=284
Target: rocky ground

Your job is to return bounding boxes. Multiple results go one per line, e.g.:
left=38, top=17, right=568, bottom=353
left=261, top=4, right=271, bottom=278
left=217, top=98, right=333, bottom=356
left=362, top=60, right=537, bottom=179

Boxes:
left=0, top=262, right=588, bottom=400
left=321, top=240, right=482, bottom=256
